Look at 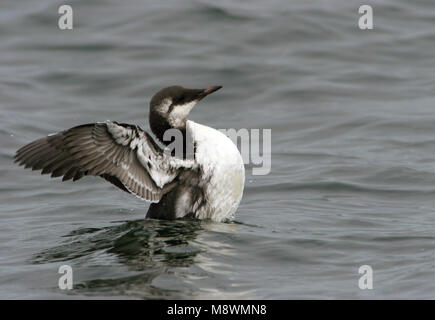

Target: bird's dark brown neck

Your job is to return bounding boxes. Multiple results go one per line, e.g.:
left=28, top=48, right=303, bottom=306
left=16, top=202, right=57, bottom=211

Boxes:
left=149, top=110, right=186, bottom=146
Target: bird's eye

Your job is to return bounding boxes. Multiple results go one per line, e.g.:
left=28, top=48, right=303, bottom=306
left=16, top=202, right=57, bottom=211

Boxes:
left=174, top=97, right=185, bottom=106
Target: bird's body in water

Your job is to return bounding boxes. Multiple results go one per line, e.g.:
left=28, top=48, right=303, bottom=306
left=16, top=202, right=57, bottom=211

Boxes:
left=14, top=86, right=245, bottom=222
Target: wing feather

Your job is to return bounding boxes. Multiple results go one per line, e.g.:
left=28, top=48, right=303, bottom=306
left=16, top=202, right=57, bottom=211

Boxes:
left=14, top=121, right=188, bottom=202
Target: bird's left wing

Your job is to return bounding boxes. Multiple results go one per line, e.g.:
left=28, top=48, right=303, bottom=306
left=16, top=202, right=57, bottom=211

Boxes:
left=14, top=121, right=192, bottom=203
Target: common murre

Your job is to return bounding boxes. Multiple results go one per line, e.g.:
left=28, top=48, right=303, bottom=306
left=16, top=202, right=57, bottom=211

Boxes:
left=14, top=85, right=245, bottom=222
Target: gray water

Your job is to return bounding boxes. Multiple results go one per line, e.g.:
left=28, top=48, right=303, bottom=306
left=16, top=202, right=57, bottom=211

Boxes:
left=1, top=0, right=435, bottom=299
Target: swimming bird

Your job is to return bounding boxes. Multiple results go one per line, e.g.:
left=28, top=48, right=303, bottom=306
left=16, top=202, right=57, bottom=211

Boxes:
left=14, top=86, right=245, bottom=222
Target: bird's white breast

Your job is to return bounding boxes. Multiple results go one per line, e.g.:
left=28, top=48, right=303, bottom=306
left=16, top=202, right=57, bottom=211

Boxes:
left=187, top=120, right=245, bottom=221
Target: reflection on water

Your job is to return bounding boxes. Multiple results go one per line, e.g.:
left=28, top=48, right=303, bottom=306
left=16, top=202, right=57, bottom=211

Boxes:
left=31, top=219, right=246, bottom=299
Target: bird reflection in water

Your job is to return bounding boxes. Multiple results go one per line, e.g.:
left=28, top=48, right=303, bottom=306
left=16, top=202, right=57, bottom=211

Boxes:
left=32, top=218, right=240, bottom=298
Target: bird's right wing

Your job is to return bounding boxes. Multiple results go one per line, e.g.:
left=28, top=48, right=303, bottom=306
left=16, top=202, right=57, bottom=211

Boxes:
left=14, top=121, right=196, bottom=203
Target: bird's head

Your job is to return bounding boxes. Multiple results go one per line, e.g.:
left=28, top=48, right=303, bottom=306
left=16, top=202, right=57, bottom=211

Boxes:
left=149, top=85, right=222, bottom=130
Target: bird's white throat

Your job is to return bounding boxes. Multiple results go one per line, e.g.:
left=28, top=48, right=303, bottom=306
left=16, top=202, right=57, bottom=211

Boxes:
left=168, top=100, right=198, bottom=128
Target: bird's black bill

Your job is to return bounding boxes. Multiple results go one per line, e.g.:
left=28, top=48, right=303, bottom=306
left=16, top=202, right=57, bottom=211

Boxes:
left=204, top=86, right=222, bottom=95
left=197, top=86, right=222, bottom=100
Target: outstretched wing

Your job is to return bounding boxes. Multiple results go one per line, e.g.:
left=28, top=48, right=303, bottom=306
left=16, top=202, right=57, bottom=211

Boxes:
left=14, top=121, right=185, bottom=203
